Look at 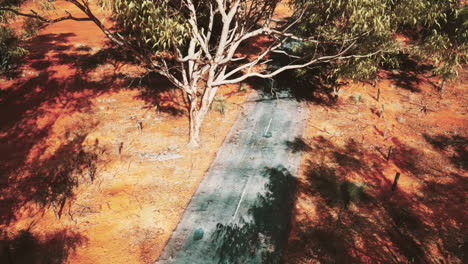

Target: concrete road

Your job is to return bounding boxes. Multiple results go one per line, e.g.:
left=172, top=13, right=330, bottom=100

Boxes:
left=156, top=90, right=307, bottom=264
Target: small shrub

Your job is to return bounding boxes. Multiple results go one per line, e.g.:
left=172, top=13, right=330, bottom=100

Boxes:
left=347, top=182, right=366, bottom=201
left=351, top=93, right=362, bottom=103
left=0, top=26, right=27, bottom=77
left=38, top=0, right=57, bottom=11
left=238, top=82, right=248, bottom=92
left=213, top=95, right=226, bottom=115
left=98, top=0, right=114, bottom=11
left=21, top=17, right=44, bottom=38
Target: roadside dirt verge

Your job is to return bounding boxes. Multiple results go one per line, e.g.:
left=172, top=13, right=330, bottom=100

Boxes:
left=284, top=69, right=467, bottom=263
left=0, top=2, right=248, bottom=263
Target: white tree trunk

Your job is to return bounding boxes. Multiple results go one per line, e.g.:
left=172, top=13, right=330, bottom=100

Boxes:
left=186, top=84, right=218, bottom=147
left=188, top=96, right=201, bottom=147
left=187, top=96, right=212, bottom=148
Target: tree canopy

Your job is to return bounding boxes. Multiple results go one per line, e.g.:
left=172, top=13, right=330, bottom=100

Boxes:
left=288, top=0, right=466, bottom=86
left=1, top=0, right=466, bottom=145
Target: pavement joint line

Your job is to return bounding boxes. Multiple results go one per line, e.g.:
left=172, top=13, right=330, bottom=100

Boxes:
left=231, top=173, right=251, bottom=221
left=264, top=117, right=273, bottom=135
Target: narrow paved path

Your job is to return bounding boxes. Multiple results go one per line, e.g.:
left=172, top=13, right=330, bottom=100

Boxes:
left=156, top=91, right=307, bottom=264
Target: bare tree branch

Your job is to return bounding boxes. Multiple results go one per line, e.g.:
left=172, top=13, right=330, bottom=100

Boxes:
left=0, top=7, right=91, bottom=23
left=213, top=40, right=381, bottom=86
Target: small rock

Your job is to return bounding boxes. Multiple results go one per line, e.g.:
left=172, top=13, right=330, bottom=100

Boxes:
left=193, top=228, right=204, bottom=240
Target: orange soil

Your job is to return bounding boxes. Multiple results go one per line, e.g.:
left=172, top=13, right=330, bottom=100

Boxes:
left=1, top=1, right=248, bottom=263
left=274, top=1, right=292, bottom=21
left=284, top=69, right=467, bottom=263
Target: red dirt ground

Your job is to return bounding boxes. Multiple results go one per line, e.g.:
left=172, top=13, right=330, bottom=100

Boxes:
left=1, top=1, right=466, bottom=264
left=1, top=1, right=248, bottom=263
left=284, top=69, right=467, bottom=263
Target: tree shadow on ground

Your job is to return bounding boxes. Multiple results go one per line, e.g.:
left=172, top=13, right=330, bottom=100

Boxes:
left=52, top=45, right=137, bottom=75
left=305, top=162, right=370, bottom=209
left=383, top=53, right=434, bottom=93
left=243, top=67, right=343, bottom=107
left=128, top=72, right=187, bottom=116
left=389, top=137, right=434, bottom=177
left=420, top=173, right=468, bottom=262
left=0, top=228, right=87, bottom=264
left=0, top=129, right=104, bottom=225
left=0, top=33, right=115, bottom=227
left=304, top=136, right=386, bottom=187
left=423, top=133, right=468, bottom=170
left=1, top=33, right=76, bottom=79
left=211, top=166, right=296, bottom=264
left=1, top=34, right=119, bottom=175
left=286, top=136, right=467, bottom=264
left=0, top=34, right=187, bottom=184
left=284, top=137, right=312, bottom=153
left=250, top=50, right=437, bottom=105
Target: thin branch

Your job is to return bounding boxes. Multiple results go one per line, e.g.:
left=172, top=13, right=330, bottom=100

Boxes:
left=272, top=49, right=301, bottom=59
left=214, top=41, right=366, bottom=86
left=337, top=49, right=383, bottom=60
left=0, top=7, right=91, bottom=23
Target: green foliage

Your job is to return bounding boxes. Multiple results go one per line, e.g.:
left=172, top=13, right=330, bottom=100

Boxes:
left=0, top=1, right=53, bottom=77
left=113, top=0, right=189, bottom=52
left=21, top=17, right=44, bottom=38
left=37, top=0, right=56, bottom=11
left=0, top=0, right=26, bottom=23
left=351, top=93, right=362, bottom=103
left=238, top=82, right=248, bottom=92
left=97, top=0, right=113, bottom=12
left=213, top=95, right=226, bottom=115
left=412, top=4, right=467, bottom=81
left=291, top=0, right=466, bottom=84
left=0, top=26, right=27, bottom=77
left=0, top=1, right=28, bottom=77
left=289, top=0, right=397, bottom=83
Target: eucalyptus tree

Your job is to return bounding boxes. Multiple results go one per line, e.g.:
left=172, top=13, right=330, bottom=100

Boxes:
left=6, top=0, right=456, bottom=146
left=289, top=0, right=466, bottom=91
left=411, top=2, right=467, bottom=91
left=97, top=0, right=381, bottom=147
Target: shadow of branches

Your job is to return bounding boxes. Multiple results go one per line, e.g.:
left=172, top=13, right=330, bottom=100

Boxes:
left=129, top=72, right=187, bottom=116
left=211, top=166, right=296, bottom=264
left=0, top=228, right=87, bottom=264
left=286, top=136, right=467, bottom=264
left=0, top=129, right=104, bottom=225
left=0, top=33, right=113, bottom=227
left=423, top=134, right=467, bottom=170
left=285, top=137, right=312, bottom=153
left=306, top=163, right=369, bottom=209
left=243, top=68, right=343, bottom=106
left=384, top=54, right=434, bottom=93
left=0, top=34, right=122, bottom=179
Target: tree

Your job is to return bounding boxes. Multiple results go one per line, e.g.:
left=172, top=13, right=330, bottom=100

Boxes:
left=0, top=0, right=29, bottom=78
left=287, top=0, right=466, bottom=92
left=411, top=3, right=467, bottom=91
left=5, top=0, right=463, bottom=146
left=0, top=25, right=26, bottom=77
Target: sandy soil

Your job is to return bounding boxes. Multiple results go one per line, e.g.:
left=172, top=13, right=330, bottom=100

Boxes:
left=0, top=1, right=248, bottom=263
left=284, top=68, right=467, bottom=263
